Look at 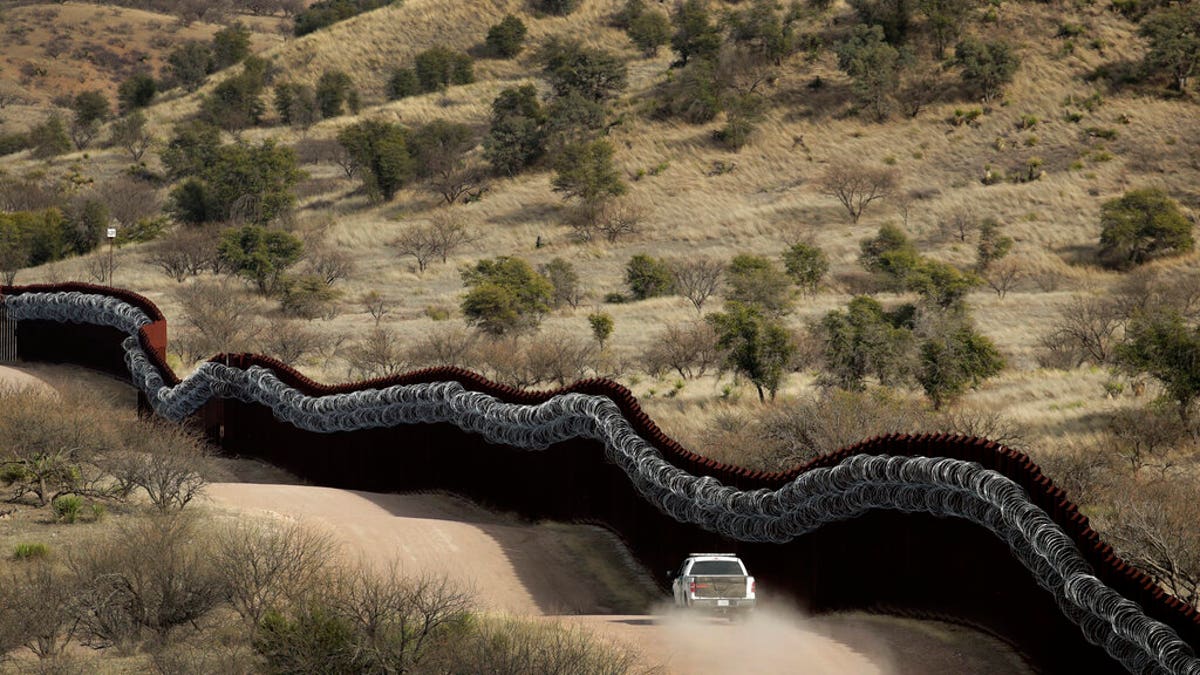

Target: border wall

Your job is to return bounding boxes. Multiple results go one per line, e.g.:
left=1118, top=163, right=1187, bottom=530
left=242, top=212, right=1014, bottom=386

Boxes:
left=3, top=282, right=1198, bottom=674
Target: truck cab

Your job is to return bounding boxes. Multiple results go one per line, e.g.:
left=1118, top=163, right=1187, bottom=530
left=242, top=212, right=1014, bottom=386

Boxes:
left=669, top=553, right=756, bottom=616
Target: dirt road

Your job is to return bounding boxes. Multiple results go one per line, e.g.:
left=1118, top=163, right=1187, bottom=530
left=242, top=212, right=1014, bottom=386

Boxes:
left=205, top=483, right=1032, bottom=674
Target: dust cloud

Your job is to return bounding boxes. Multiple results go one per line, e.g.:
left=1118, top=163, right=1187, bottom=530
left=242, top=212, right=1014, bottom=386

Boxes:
left=653, top=602, right=894, bottom=675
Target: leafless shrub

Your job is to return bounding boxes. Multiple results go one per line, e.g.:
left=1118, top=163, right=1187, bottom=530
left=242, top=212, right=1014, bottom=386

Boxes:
left=0, top=564, right=77, bottom=659
left=983, top=257, right=1024, bottom=299
left=1100, top=477, right=1200, bottom=607
left=259, top=319, right=329, bottom=365
left=936, top=407, right=1027, bottom=451
left=1106, top=404, right=1188, bottom=472
left=1113, top=266, right=1200, bottom=324
left=145, top=230, right=210, bottom=283
left=102, top=176, right=161, bottom=228
left=1029, top=268, right=1063, bottom=292
left=406, top=324, right=478, bottom=368
left=392, top=226, right=439, bottom=273
left=307, top=247, right=354, bottom=286
left=0, top=174, right=64, bottom=212
left=85, top=254, right=121, bottom=285
left=1042, top=295, right=1123, bottom=367
left=212, top=520, right=338, bottom=630
left=818, top=163, right=897, bottom=223
left=70, top=513, right=225, bottom=646
left=427, top=212, right=478, bottom=264
left=595, top=200, right=644, bottom=243
left=938, top=208, right=977, bottom=243
left=523, top=331, right=597, bottom=386
left=345, top=327, right=408, bottom=380
left=1031, top=440, right=1122, bottom=507
left=642, top=321, right=723, bottom=379
left=669, top=257, right=724, bottom=313
left=361, top=291, right=390, bottom=325
left=109, top=421, right=209, bottom=512
left=172, top=280, right=263, bottom=364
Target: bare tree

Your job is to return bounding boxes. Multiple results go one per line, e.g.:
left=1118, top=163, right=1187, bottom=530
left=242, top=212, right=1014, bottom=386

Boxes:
left=406, top=324, right=478, bottom=368
left=259, top=319, right=329, bottom=364
left=1102, top=478, right=1200, bottom=607
left=85, top=252, right=121, bottom=284
left=984, top=257, right=1024, bottom=299
left=308, top=247, right=354, bottom=286
left=173, top=280, right=263, bottom=363
left=392, top=226, right=440, bottom=273
left=0, top=237, right=31, bottom=285
left=345, top=327, right=408, bottom=379
left=523, top=331, right=598, bottom=386
left=108, top=111, right=154, bottom=161
left=361, top=291, right=390, bottom=325
left=819, top=163, right=898, bottom=223
left=427, top=213, right=478, bottom=264
left=212, top=519, right=337, bottom=630
left=146, top=230, right=209, bottom=283
left=939, top=208, right=977, bottom=243
left=1043, top=295, right=1123, bottom=366
left=0, top=563, right=76, bottom=659
left=109, top=421, right=209, bottom=511
left=642, top=321, right=724, bottom=379
left=670, top=257, right=724, bottom=313
left=102, top=176, right=161, bottom=228
left=595, top=200, right=644, bottom=243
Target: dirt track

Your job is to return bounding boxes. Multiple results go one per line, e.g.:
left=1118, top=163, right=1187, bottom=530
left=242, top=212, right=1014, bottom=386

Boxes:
left=206, top=484, right=1033, bottom=674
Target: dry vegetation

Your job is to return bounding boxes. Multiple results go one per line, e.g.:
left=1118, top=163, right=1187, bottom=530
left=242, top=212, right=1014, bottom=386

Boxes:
left=2, top=0, right=1200, bottom=625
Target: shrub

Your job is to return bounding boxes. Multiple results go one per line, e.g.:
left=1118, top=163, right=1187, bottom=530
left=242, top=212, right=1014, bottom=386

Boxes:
left=588, top=312, right=614, bottom=348
left=484, top=85, right=546, bottom=176
left=708, top=301, right=797, bottom=401
left=199, top=58, right=267, bottom=130
left=726, top=253, right=793, bottom=316
left=460, top=257, right=554, bottom=335
left=110, top=421, right=210, bottom=511
left=337, top=119, right=415, bottom=202
left=294, top=0, right=393, bottom=36
left=117, top=72, right=156, bottom=111
left=954, top=37, right=1019, bottom=102
left=670, top=0, right=722, bottom=65
left=534, top=0, right=581, bottom=16
left=552, top=139, right=627, bottom=215
left=387, top=68, right=420, bottom=99
left=538, top=38, right=627, bottom=102
left=218, top=225, right=304, bottom=294
left=315, top=70, right=356, bottom=118
left=169, top=139, right=304, bottom=225
left=414, top=46, right=474, bottom=93
left=783, top=242, right=829, bottom=294
left=540, top=257, right=582, bottom=309
left=836, top=24, right=909, bottom=121
left=627, top=10, right=672, bottom=57
left=52, top=495, right=83, bottom=523
left=1140, top=4, right=1200, bottom=92
left=819, top=162, right=897, bottom=223
left=280, top=274, right=341, bottom=318
left=28, top=114, right=71, bottom=159
left=211, top=22, right=251, bottom=69
left=12, top=543, right=50, bottom=561
left=166, top=40, right=213, bottom=92
left=274, top=82, right=320, bottom=127
left=816, top=295, right=916, bottom=391
left=486, top=15, right=527, bottom=58
left=642, top=320, right=723, bottom=379
left=625, top=254, right=675, bottom=300
left=1099, top=188, right=1193, bottom=268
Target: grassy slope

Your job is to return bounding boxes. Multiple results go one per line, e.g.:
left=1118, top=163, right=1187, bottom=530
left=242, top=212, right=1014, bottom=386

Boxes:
left=6, top=0, right=1200, bottom=462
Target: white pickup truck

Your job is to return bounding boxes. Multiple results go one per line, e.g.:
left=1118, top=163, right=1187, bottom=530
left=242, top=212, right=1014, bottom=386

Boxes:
left=668, top=553, right=756, bottom=616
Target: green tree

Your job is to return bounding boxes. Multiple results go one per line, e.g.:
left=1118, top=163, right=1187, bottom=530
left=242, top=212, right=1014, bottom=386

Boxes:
left=613, top=0, right=647, bottom=29
left=117, top=72, right=157, bottom=112
left=486, top=15, right=528, bottom=58
left=1140, top=5, right=1200, bottom=92
left=588, top=312, right=614, bottom=348
left=836, top=24, right=910, bottom=121
left=460, top=257, right=553, bottom=335
left=975, top=218, right=1012, bottom=271
left=859, top=223, right=921, bottom=284
left=218, top=225, right=304, bottom=293
left=783, top=242, right=829, bottom=295
left=169, top=140, right=304, bottom=226
left=543, top=92, right=608, bottom=151
left=707, top=301, right=797, bottom=401
left=917, top=0, right=976, bottom=59
left=316, top=70, right=356, bottom=118
left=274, top=82, right=320, bottom=127
left=414, top=46, right=474, bottom=93
left=654, top=59, right=721, bottom=123
left=625, top=254, right=675, bottom=300
left=200, top=59, right=267, bottom=130
left=69, top=90, right=109, bottom=149
left=725, top=0, right=799, bottom=65
left=408, top=120, right=479, bottom=204
left=552, top=139, right=627, bottom=215
left=535, top=0, right=581, bottom=15
left=1118, top=310, right=1200, bottom=419
left=903, top=258, right=981, bottom=309
left=726, top=254, right=793, bottom=316
left=337, top=120, right=415, bottom=201
left=817, top=295, right=916, bottom=390
left=108, top=110, right=153, bottom=161
left=62, top=198, right=108, bottom=256
left=387, top=68, right=419, bottom=99
left=211, top=22, right=252, bottom=70
left=848, top=0, right=915, bottom=45
left=860, top=224, right=980, bottom=307
left=1099, top=188, right=1193, bottom=269
left=917, top=316, right=1004, bottom=409
left=538, top=38, right=628, bottom=103
left=628, top=10, right=672, bottom=57
left=954, top=37, right=1019, bottom=102
left=28, top=114, right=71, bottom=159
left=540, top=257, right=581, bottom=308
left=161, top=120, right=222, bottom=180
left=166, top=40, right=214, bottom=92
left=484, top=86, right=547, bottom=176
left=671, top=0, right=722, bottom=65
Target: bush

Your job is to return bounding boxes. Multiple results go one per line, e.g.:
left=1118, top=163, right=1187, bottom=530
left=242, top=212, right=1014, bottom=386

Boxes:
left=199, top=58, right=267, bottom=130
left=414, top=46, right=474, bottom=93
left=726, top=254, right=793, bottom=316
left=294, top=0, right=393, bottom=36
left=280, top=274, right=341, bottom=318
left=52, top=495, right=83, bottom=523
left=212, top=22, right=251, bottom=70
left=117, top=72, right=156, bottom=112
left=110, top=421, right=210, bottom=511
left=538, top=38, right=627, bottom=102
left=387, top=68, right=419, bottom=100
left=783, top=242, right=829, bottom=294
left=169, top=139, right=304, bottom=225
left=0, top=132, right=28, bottom=156
left=625, top=254, right=675, bottom=300
left=642, top=320, right=723, bottom=379
left=1099, top=188, right=1193, bottom=268
left=12, top=543, right=50, bottom=561
left=627, top=10, right=672, bottom=57
left=486, top=15, right=527, bottom=58
left=460, top=257, right=554, bottom=335
left=28, top=114, right=72, bottom=159
left=337, top=119, right=415, bottom=201
left=535, top=0, right=581, bottom=16
left=218, top=225, right=304, bottom=294
left=540, top=257, right=582, bottom=309
left=315, top=70, right=356, bottom=118
left=484, top=85, right=546, bottom=176
left=954, top=37, right=1019, bottom=102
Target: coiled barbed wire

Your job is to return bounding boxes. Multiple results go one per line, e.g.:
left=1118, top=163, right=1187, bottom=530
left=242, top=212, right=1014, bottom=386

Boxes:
left=4, top=291, right=1199, bottom=675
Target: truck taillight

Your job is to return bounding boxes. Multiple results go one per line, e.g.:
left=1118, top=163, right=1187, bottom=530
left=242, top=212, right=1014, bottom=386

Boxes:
left=751, top=580, right=756, bottom=594
left=688, top=580, right=696, bottom=594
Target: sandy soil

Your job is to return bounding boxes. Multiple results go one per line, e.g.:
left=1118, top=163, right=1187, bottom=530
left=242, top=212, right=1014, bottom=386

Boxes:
left=206, top=483, right=1033, bottom=675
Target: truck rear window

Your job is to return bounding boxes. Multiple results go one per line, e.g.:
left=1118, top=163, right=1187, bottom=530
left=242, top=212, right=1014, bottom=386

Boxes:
left=690, top=560, right=743, bottom=575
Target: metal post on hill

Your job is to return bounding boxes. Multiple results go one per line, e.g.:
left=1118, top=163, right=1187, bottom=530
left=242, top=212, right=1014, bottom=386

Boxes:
left=105, top=224, right=117, bottom=285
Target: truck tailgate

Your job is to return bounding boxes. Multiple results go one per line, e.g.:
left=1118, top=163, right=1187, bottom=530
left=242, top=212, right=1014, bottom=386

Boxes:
left=692, top=576, right=747, bottom=599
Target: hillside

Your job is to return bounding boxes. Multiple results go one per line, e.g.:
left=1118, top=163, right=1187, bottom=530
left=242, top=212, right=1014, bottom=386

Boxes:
left=2, top=0, right=1199, bottom=511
